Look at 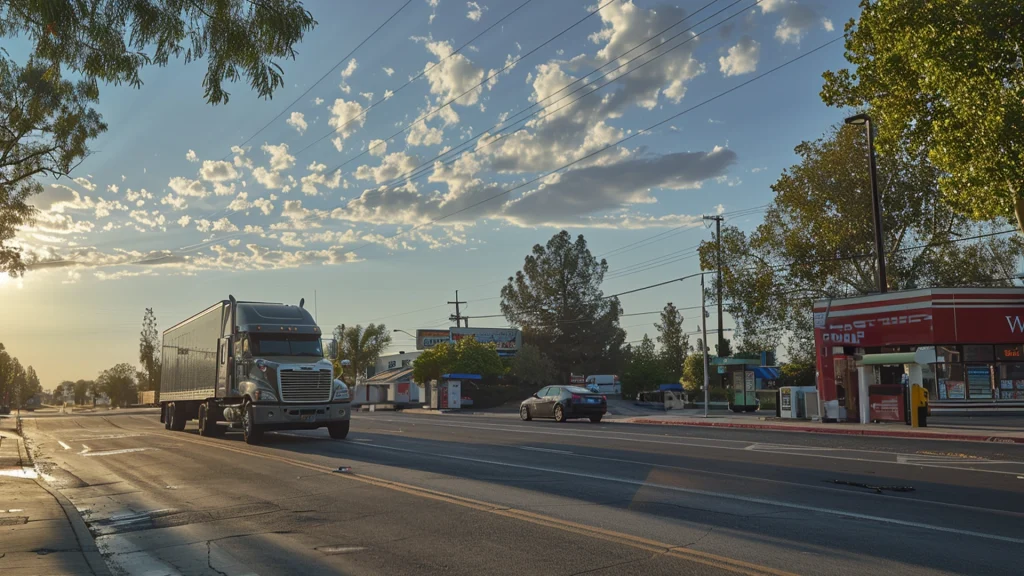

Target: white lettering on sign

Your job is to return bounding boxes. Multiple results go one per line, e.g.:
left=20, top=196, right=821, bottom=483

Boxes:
left=1006, top=316, right=1024, bottom=334
left=819, top=314, right=932, bottom=345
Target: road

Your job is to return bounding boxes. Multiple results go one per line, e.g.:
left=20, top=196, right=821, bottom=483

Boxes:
left=18, top=410, right=1024, bottom=576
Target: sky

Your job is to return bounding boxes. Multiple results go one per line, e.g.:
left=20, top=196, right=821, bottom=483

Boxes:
left=1, top=0, right=863, bottom=389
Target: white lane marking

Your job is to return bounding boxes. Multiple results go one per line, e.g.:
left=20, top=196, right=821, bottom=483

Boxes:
left=0, top=467, right=39, bottom=479
left=80, top=444, right=91, bottom=454
left=352, top=442, right=1024, bottom=545
left=58, top=440, right=71, bottom=450
left=519, top=446, right=573, bottom=454
left=81, top=447, right=156, bottom=457
left=362, top=417, right=1024, bottom=476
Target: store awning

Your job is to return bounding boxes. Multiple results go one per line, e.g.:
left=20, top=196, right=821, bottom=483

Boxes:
left=659, top=383, right=684, bottom=392
left=859, top=352, right=917, bottom=366
left=753, top=367, right=780, bottom=380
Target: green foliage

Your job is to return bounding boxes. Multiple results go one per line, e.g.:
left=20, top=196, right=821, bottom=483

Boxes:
left=655, top=302, right=688, bottom=383
left=778, top=362, right=815, bottom=389
left=0, top=56, right=105, bottom=276
left=331, top=324, right=392, bottom=386
left=73, top=379, right=92, bottom=405
left=98, top=362, right=137, bottom=408
left=139, top=308, right=161, bottom=391
left=700, top=122, right=1023, bottom=359
left=821, top=1, right=1024, bottom=231
left=501, top=231, right=626, bottom=379
left=411, top=339, right=505, bottom=384
left=680, top=353, right=705, bottom=393
left=715, top=337, right=732, bottom=358
left=21, top=365, right=40, bottom=404
left=508, top=342, right=557, bottom=387
left=622, top=335, right=665, bottom=397
left=0, top=343, right=13, bottom=403
left=0, top=0, right=317, bottom=105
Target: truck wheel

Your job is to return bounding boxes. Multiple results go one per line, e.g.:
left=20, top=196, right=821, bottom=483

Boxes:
left=163, top=404, right=171, bottom=430
left=169, top=402, right=187, bottom=431
left=198, top=403, right=223, bottom=437
left=242, top=402, right=263, bottom=445
left=327, top=420, right=350, bottom=440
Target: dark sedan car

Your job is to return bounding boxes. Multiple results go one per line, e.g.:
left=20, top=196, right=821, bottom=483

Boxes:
left=520, top=386, right=607, bottom=423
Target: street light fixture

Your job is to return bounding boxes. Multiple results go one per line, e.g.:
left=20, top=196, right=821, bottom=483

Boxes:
left=393, top=329, right=415, bottom=339
left=845, top=112, right=887, bottom=293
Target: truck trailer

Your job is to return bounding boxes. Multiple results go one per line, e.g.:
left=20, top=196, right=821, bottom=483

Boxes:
left=159, top=295, right=351, bottom=444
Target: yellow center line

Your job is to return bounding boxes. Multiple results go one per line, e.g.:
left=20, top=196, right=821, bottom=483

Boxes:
left=124, top=423, right=798, bottom=576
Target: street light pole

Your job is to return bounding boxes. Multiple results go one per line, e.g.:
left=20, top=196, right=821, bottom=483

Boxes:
left=845, top=113, right=887, bottom=293
left=701, top=274, right=710, bottom=418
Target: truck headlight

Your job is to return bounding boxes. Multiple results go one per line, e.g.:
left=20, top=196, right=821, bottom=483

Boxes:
left=254, top=389, right=278, bottom=402
left=333, top=379, right=350, bottom=401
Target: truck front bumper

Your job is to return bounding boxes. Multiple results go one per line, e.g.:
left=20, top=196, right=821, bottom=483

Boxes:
left=253, top=402, right=350, bottom=429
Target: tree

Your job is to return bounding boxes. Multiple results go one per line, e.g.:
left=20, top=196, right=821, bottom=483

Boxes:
left=508, top=343, right=557, bottom=387
left=501, top=231, right=626, bottom=380
left=10, top=357, right=26, bottom=406
left=332, top=324, right=391, bottom=398
left=98, top=363, right=136, bottom=408
left=73, top=380, right=91, bottom=405
left=89, top=380, right=102, bottom=407
left=448, top=338, right=505, bottom=378
left=655, top=303, right=688, bottom=383
left=821, top=1, right=1024, bottom=232
left=1, top=1, right=316, bottom=275
left=20, top=365, right=40, bottom=405
left=680, top=353, right=705, bottom=394
left=0, top=344, right=13, bottom=404
left=622, top=335, right=665, bottom=397
left=699, top=122, right=1023, bottom=359
left=412, top=342, right=453, bottom=386
left=139, top=308, right=161, bottom=391
left=778, top=362, right=815, bottom=389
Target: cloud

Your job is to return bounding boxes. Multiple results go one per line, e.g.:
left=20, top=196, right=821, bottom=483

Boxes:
left=327, top=99, right=367, bottom=151
left=199, top=160, right=240, bottom=182
left=423, top=40, right=486, bottom=106
left=212, top=217, right=238, bottom=232
left=178, top=215, right=192, bottom=227
left=822, top=18, right=834, bottom=32
left=339, top=58, right=358, bottom=93
left=31, top=184, right=92, bottom=212
left=287, top=111, right=308, bottom=134
left=125, top=188, right=153, bottom=203
left=314, top=97, right=324, bottom=105
left=278, top=199, right=329, bottom=230
left=160, top=193, right=188, bottom=210
left=719, top=37, right=760, bottom=76
left=130, top=209, right=166, bottom=229
left=466, top=1, right=486, bottom=21
left=300, top=166, right=342, bottom=195
left=231, top=146, right=254, bottom=169
left=383, top=67, right=395, bottom=77
left=368, top=139, right=388, bottom=157
left=354, top=152, right=418, bottom=184
left=252, top=197, right=274, bottom=215
left=279, top=232, right=305, bottom=247
left=262, top=143, right=295, bottom=172
left=73, top=177, right=96, bottom=191
left=227, top=192, right=250, bottom=211
left=762, top=0, right=822, bottom=44
left=500, top=148, right=738, bottom=227
left=62, top=269, right=81, bottom=284
left=186, top=150, right=198, bottom=163
left=168, top=177, right=209, bottom=198
left=407, top=120, right=445, bottom=147
left=252, top=166, right=289, bottom=190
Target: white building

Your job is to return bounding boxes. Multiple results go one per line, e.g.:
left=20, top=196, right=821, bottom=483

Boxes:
left=367, top=351, right=422, bottom=378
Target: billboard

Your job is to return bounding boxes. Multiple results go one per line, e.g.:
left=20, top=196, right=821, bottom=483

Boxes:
left=416, top=329, right=451, bottom=350
left=449, top=328, right=522, bottom=356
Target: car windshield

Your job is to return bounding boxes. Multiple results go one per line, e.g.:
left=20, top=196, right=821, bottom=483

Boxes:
left=566, top=386, right=594, bottom=394
left=252, top=335, right=323, bottom=357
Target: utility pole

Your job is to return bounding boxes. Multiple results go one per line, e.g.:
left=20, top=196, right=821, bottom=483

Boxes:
left=703, top=215, right=725, bottom=357
left=701, top=274, right=710, bottom=418
left=448, top=290, right=467, bottom=327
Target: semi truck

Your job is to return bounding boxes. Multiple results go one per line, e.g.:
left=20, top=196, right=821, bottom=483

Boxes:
left=159, top=295, right=351, bottom=444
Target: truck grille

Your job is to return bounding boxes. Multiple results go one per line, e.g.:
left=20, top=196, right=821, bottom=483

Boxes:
left=279, top=369, right=333, bottom=403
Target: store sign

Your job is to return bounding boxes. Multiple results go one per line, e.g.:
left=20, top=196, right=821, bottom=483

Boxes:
left=869, top=395, right=904, bottom=422
left=416, top=329, right=451, bottom=350
left=997, top=345, right=1024, bottom=360
left=570, top=373, right=585, bottom=385
left=450, top=328, right=522, bottom=355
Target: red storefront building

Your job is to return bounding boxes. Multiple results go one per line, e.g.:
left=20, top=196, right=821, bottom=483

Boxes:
left=814, top=288, right=1024, bottom=420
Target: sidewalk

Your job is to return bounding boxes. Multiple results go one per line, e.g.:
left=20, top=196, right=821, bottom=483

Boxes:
left=612, top=412, right=1024, bottom=444
left=0, top=417, right=110, bottom=575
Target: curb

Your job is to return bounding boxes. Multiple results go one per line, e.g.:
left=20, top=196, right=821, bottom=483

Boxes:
left=624, top=418, right=1024, bottom=444
left=14, top=431, right=112, bottom=576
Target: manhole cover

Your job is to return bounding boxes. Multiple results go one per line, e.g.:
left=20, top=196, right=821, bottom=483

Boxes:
left=0, top=516, right=29, bottom=526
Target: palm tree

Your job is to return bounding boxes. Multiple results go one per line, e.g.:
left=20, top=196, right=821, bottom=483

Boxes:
left=332, top=324, right=392, bottom=402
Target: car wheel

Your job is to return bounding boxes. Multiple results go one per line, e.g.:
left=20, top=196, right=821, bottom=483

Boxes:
left=242, top=402, right=263, bottom=445
left=589, top=415, right=602, bottom=423
left=328, top=420, right=350, bottom=440
left=520, top=405, right=532, bottom=421
left=553, top=404, right=565, bottom=423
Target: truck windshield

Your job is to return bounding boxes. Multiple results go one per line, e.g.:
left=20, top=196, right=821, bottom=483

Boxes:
left=252, top=335, right=323, bottom=357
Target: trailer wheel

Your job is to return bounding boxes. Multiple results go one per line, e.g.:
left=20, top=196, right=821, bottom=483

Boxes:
left=327, top=420, right=350, bottom=440
left=242, top=401, right=263, bottom=445
left=169, top=402, right=187, bottom=431
left=163, top=404, right=171, bottom=430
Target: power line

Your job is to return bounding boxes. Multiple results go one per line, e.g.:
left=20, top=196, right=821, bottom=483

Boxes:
left=226, top=0, right=416, bottom=157
left=292, top=0, right=538, bottom=159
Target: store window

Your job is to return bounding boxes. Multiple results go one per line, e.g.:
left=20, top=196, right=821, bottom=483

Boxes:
left=964, top=345, right=994, bottom=363
left=996, top=361, right=1024, bottom=400
left=935, top=363, right=966, bottom=400
left=965, top=364, right=994, bottom=399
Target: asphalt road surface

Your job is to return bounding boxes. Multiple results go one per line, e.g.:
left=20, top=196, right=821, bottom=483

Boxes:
left=19, top=410, right=1024, bottom=576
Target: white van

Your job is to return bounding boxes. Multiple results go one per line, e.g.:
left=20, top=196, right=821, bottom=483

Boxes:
left=585, top=375, right=621, bottom=395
